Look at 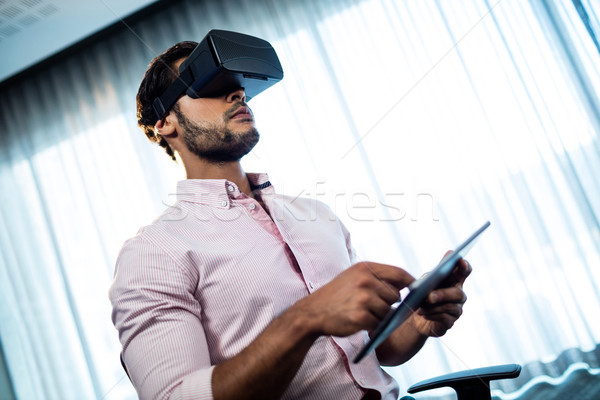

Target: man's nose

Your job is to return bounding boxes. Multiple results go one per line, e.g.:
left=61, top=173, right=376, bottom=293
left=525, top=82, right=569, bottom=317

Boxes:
left=227, top=88, right=246, bottom=103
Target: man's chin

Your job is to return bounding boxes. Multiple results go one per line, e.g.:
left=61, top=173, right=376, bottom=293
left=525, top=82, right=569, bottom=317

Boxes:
left=198, top=145, right=256, bottom=163
left=182, top=123, right=260, bottom=163
left=188, top=136, right=260, bottom=163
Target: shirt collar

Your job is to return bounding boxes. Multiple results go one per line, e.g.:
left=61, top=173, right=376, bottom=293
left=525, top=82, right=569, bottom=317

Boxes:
left=175, top=173, right=273, bottom=208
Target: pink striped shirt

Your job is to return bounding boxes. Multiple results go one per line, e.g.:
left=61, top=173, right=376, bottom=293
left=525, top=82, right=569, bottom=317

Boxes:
left=109, top=173, right=399, bottom=399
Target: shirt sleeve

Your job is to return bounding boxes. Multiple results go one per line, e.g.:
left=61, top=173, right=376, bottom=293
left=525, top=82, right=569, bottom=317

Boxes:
left=109, top=234, right=214, bottom=400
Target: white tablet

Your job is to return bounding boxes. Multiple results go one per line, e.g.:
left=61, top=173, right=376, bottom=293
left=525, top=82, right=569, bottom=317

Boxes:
left=353, top=221, right=491, bottom=363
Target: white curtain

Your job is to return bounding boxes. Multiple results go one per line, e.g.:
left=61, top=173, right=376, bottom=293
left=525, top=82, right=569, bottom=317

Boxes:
left=0, top=0, right=599, bottom=399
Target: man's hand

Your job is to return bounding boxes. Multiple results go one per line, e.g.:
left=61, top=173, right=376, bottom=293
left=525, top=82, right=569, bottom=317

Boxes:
left=291, top=261, right=415, bottom=338
left=212, top=261, right=414, bottom=399
left=411, top=254, right=471, bottom=337
left=375, top=253, right=472, bottom=365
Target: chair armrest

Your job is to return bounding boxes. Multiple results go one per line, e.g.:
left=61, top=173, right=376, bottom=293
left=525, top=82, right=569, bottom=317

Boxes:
left=407, top=364, right=521, bottom=400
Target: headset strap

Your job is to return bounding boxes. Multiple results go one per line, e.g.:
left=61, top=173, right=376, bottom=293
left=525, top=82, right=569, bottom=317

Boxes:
left=152, top=68, right=194, bottom=121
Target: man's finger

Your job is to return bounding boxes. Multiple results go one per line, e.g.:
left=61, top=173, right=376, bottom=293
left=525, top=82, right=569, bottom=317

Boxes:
left=426, top=287, right=467, bottom=305
left=438, top=251, right=472, bottom=288
left=449, top=258, right=472, bottom=288
left=419, top=302, right=464, bottom=318
left=374, top=278, right=403, bottom=304
left=361, top=262, right=416, bottom=290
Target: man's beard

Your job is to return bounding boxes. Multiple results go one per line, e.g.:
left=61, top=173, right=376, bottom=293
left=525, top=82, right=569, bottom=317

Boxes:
left=173, top=103, right=259, bottom=163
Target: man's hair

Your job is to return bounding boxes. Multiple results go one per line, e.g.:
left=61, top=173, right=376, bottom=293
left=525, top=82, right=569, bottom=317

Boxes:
left=136, top=41, right=198, bottom=162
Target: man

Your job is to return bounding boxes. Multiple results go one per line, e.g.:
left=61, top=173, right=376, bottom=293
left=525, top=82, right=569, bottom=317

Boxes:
left=109, top=39, right=470, bottom=400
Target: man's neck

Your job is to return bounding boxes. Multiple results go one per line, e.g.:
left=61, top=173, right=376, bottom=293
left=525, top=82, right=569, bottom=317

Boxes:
left=184, top=158, right=253, bottom=197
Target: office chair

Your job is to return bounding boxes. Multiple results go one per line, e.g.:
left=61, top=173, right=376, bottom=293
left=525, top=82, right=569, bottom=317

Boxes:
left=400, top=364, right=521, bottom=400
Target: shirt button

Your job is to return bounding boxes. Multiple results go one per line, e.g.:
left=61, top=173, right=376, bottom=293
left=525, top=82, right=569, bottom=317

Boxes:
left=359, top=378, right=366, bottom=385
left=227, top=185, right=234, bottom=192
left=308, top=281, right=315, bottom=289
left=249, top=203, right=256, bottom=210
left=221, top=200, right=228, bottom=207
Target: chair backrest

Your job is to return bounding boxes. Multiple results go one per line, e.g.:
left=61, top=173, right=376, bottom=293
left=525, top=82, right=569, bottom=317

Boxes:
left=405, top=364, right=522, bottom=400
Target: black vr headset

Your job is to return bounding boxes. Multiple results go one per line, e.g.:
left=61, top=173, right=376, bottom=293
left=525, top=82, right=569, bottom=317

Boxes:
left=152, top=29, right=284, bottom=121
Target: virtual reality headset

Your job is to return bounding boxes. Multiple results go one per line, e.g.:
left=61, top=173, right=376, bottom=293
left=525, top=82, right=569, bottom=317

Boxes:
left=152, top=29, right=284, bottom=121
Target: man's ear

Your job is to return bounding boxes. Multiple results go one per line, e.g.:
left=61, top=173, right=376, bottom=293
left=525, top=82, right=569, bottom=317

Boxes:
left=154, top=113, right=177, bottom=137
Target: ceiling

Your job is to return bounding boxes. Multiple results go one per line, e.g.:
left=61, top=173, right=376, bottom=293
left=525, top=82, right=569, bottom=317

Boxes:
left=0, top=0, right=158, bottom=83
